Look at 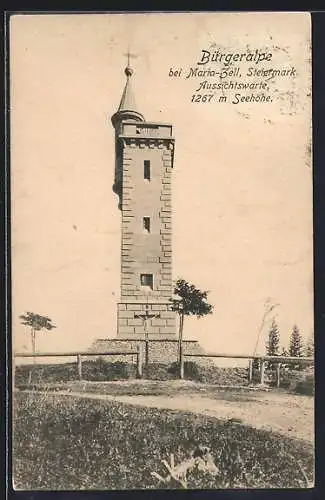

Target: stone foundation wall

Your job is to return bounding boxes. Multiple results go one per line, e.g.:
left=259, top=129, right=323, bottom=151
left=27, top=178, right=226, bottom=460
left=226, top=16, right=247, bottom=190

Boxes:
left=88, top=338, right=213, bottom=366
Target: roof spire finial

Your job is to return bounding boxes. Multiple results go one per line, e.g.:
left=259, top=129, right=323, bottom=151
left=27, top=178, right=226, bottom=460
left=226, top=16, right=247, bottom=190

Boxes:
left=124, top=48, right=136, bottom=78
left=111, top=49, right=145, bottom=126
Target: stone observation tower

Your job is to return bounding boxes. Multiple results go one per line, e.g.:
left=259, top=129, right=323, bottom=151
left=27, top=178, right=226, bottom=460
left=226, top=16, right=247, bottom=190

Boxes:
left=88, top=61, right=208, bottom=362
left=111, top=63, right=177, bottom=339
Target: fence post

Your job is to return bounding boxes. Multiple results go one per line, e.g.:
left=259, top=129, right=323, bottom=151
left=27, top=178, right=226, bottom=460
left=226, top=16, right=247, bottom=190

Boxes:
left=13, top=355, right=16, bottom=390
left=276, top=362, right=281, bottom=388
left=248, top=359, right=253, bottom=383
left=137, top=346, right=143, bottom=379
left=180, top=344, right=184, bottom=380
left=260, top=359, right=266, bottom=385
left=77, top=354, right=82, bottom=380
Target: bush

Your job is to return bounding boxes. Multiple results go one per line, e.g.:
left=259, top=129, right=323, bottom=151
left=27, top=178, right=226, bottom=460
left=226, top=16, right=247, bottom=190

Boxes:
left=293, top=374, right=314, bottom=396
left=143, top=363, right=177, bottom=381
left=15, top=359, right=137, bottom=385
left=167, top=361, right=202, bottom=380
left=81, top=359, right=136, bottom=381
left=167, top=361, right=180, bottom=376
left=279, top=368, right=314, bottom=393
left=15, top=363, right=79, bottom=384
left=14, top=361, right=256, bottom=387
left=184, top=361, right=202, bottom=380
left=167, top=362, right=248, bottom=386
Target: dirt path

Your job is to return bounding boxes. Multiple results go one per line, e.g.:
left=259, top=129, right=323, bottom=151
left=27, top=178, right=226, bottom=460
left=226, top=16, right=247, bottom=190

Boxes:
left=40, top=388, right=313, bottom=444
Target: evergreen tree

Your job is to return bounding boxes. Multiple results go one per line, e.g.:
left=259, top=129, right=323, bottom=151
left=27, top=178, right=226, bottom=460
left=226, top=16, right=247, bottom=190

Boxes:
left=265, top=319, right=280, bottom=370
left=289, top=324, right=303, bottom=358
left=266, top=319, right=280, bottom=356
left=305, top=334, right=314, bottom=357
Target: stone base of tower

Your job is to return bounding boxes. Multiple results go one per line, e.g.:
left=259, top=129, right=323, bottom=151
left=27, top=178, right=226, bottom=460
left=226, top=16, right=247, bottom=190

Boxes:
left=117, top=302, right=177, bottom=338
left=87, top=337, right=214, bottom=367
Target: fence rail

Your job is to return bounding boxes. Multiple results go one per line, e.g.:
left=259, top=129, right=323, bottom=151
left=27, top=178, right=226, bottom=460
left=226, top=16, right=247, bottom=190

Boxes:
left=14, top=349, right=143, bottom=379
left=14, top=351, right=138, bottom=357
left=183, top=351, right=314, bottom=386
left=184, top=352, right=313, bottom=363
left=14, top=350, right=314, bottom=386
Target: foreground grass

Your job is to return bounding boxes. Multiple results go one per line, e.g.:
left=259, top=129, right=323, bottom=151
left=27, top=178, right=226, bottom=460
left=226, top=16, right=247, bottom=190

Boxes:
left=13, top=391, right=313, bottom=489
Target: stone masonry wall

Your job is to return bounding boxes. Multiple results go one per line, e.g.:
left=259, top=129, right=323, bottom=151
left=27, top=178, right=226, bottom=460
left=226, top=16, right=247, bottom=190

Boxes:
left=88, top=338, right=213, bottom=366
left=117, top=302, right=176, bottom=337
left=116, top=122, right=176, bottom=338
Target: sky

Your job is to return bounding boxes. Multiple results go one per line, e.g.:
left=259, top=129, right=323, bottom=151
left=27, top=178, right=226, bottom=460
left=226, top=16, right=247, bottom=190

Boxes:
left=10, top=12, right=313, bottom=362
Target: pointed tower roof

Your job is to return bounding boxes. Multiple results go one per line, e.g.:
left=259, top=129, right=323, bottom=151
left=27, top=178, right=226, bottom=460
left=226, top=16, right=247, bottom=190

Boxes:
left=111, top=65, right=145, bottom=127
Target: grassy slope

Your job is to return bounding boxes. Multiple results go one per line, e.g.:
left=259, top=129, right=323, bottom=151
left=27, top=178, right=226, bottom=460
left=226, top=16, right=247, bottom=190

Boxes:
left=13, top=391, right=313, bottom=490
left=15, top=360, right=249, bottom=385
left=15, top=360, right=313, bottom=391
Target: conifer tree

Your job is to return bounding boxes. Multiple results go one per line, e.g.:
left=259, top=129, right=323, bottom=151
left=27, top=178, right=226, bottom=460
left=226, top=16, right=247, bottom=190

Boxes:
left=266, top=319, right=280, bottom=356
left=289, top=324, right=303, bottom=358
left=265, top=319, right=280, bottom=370
left=305, top=334, right=314, bottom=357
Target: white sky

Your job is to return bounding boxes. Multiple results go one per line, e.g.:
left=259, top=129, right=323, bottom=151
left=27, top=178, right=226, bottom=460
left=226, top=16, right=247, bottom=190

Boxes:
left=10, top=13, right=313, bottom=360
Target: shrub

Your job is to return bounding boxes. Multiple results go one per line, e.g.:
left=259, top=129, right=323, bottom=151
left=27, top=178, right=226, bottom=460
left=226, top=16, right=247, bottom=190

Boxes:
left=143, top=363, right=177, bottom=381
left=15, top=360, right=137, bottom=385
left=15, top=363, right=79, bottom=384
left=279, top=368, right=310, bottom=390
left=184, top=361, right=202, bottom=380
left=167, top=361, right=180, bottom=376
left=167, top=361, right=202, bottom=380
left=294, top=374, right=314, bottom=396
left=167, top=362, right=248, bottom=386
left=83, top=360, right=136, bottom=381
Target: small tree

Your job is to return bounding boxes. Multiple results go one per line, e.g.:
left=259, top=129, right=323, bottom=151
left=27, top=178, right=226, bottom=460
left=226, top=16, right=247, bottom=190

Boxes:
left=289, top=324, right=303, bottom=370
left=252, top=298, right=279, bottom=356
left=19, top=312, right=56, bottom=384
left=19, top=312, right=56, bottom=364
left=265, top=319, right=280, bottom=370
left=171, top=279, right=213, bottom=379
left=289, top=324, right=303, bottom=358
left=305, top=334, right=314, bottom=357
left=266, top=319, right=280, bottom=356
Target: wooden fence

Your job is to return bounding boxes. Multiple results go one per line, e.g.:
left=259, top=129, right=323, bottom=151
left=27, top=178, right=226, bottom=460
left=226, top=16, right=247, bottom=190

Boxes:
left=14, top=349, right=143, bottom=380
left=183, top=350, right=314, bottom=386
left=14, top=349, right=313, bottom=386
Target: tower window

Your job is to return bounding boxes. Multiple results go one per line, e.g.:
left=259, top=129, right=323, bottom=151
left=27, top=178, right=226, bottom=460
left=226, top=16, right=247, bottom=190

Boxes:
left=140, top=273, right=153, bottom=290
left=143, top=217, right=151, bottom=233
left=144, top=160, right=151, bottom=181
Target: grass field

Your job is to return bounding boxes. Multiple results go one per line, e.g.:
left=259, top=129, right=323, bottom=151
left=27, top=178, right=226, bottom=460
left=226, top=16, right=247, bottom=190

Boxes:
left=15, top=360, right=249, bottom=385
left=13, top=390, right=314, bottom=490
left=15, top=359, right=314, bottom=394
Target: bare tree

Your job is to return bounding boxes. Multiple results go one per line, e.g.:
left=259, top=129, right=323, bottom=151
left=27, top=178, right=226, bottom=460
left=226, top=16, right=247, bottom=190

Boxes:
left=252, top=298, right=280, bottom=357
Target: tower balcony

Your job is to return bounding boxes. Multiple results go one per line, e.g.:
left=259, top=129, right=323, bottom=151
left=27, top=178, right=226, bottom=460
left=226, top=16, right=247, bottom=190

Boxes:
left=118, top=121, right=173, bottom=140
